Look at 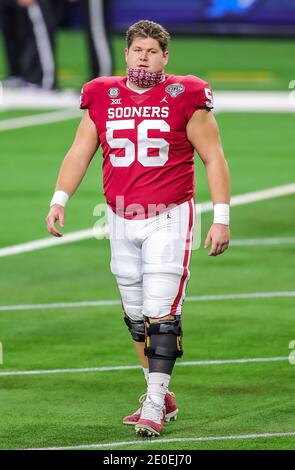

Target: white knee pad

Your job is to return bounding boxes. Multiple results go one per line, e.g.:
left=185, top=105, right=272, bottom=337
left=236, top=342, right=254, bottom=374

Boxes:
left=116, top=277, right=143, bottom=322
left=143, top=299, right=169, bottom=318
left=143, top=272, right=185, bottom=318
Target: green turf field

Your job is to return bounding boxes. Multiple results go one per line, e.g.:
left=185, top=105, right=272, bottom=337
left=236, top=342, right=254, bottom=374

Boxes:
left=53, top=33, right=295, bottom=91
left=0, top=109, right=294, bottom=450
left=0, top=31, right=295, bottom=450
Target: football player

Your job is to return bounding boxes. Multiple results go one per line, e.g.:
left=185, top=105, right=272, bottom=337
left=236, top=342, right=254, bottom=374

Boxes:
left=46, top=20, right=230, bottom=437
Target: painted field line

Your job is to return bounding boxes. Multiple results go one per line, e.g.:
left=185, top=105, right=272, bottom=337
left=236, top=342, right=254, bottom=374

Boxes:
left=0, top=356, right=288, bottom=377
left=1, top=291, right=294, bottom=313
left=187, top=291, right=295, bottom=302
left=0, top=299, right=120, bottom=312
left=0, top=226, right=109, bottom=257
left=198, top=182, right=295, bottom=213
left=215, top=91, right=294, bottom=113
left=230, top=237, right=295, bottom=246
left=0, top=109, right=81, bottom=131
left=1, top=232, right=295, bottom=260
left=1, top=182, right=295, bottom=258
left=26, top=431, right=295, bottom=450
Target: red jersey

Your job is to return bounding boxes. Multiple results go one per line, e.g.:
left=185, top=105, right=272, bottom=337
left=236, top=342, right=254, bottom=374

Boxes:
left=80, top=74, right=213, bottom=219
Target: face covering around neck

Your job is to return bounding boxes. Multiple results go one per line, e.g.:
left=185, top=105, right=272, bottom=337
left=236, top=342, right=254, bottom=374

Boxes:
left=127, top=68, right=165, bottom=88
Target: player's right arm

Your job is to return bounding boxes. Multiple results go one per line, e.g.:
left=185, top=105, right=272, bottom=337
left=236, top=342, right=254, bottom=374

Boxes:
left=46, top=110, right=99, bottom=237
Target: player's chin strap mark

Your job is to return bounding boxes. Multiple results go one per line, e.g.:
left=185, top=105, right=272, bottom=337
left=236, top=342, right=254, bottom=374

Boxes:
left=124, top=314, right=145, bottom=342
left=144, top=316, right=183, bottom=359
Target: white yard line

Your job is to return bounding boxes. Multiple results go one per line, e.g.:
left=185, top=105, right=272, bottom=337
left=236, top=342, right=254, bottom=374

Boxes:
left=0, top=356, right=288, bottom=377
left=0, top=299, right=121, bottom=312
left=0, top=109, right=81, bottom=131
left=187, top=291, right=295, bottom=302
left=0, top=291, right=294, bottom=313
left=0, top=226, right=109, bottom=257
left=26, top=431, right=295, bottom=450
left=1, top=183, right=295, bottom=258
left=215, top=91, right=294, bottom=113
left=230, top=237, right=295, bottom=246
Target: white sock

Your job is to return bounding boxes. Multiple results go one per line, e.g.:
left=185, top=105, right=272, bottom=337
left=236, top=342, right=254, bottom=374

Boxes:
left=147, top=372, right=170, bottom=407
left=142, top=367, right=149, bottom=385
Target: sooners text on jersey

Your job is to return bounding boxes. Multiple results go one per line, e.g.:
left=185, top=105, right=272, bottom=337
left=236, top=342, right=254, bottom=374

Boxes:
left=80, top=74, right=213, bottom=219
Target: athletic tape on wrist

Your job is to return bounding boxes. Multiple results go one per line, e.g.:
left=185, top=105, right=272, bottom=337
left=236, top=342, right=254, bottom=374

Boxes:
left=213, top=203, right=230, bottom=225
left=50, top=190, right=69, bottom=208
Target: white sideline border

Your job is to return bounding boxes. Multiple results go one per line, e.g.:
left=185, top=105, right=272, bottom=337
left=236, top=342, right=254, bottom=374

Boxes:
left=1, top=291, right=295, bottom=313
left=0, top=89, right=80, bottom=112
left=0, top=90, right=293, bottom=114
left=1, top=183, right=295, bottom=258
left=0, top=356, right=288, bottom=377
left=26, top=431, right=295, bottom=450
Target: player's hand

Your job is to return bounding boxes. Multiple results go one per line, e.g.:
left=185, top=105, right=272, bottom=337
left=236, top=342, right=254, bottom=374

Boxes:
left=46, top=205, right=65, bottom=238
left=204, top=223, right=230, bottom=256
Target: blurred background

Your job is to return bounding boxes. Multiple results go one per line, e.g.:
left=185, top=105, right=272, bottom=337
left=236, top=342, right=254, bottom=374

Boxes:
left=0, top=0, right=295, bottom=92
left=0, top=0, right=295, bottom=451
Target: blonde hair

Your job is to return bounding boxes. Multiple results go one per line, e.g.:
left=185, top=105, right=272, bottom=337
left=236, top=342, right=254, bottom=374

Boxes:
left=126, top=20, right=170, bottom=53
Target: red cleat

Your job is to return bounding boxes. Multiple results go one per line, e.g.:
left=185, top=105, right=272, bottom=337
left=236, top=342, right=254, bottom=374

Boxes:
left=122, top=391, right=178, bottom=426
left=164, top=391, right=178, bottom=422
left=135, top=396, right=166, bottom=437
left=122, top=393, right=146, bottom=426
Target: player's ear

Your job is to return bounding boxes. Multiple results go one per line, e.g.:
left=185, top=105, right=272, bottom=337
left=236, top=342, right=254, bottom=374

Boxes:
left=163, top=50, right=169, bottom=66
left=124, top=47, right=129, bottom=62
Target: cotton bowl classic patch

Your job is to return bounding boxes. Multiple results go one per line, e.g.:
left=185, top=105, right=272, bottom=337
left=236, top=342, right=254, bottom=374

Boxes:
left=165, top=83, right=185, bottom=98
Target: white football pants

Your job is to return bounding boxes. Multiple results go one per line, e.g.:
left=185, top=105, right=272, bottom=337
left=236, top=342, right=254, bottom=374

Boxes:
left=107, top=198, right=195, bottom=321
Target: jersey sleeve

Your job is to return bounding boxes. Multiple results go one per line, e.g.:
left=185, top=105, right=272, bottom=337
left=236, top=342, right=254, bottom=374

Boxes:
left=79, top=78, right=102, bottom=110
left=184, top=76, right=214, bottom=122
left=80, top=82, right=92, bottom=110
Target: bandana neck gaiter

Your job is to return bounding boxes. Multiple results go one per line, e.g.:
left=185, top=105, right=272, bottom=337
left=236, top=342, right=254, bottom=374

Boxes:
left=127, top=68, right=165, bottom=88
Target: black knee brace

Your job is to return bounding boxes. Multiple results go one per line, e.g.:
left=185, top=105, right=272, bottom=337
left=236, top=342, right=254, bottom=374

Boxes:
left=124, top=314, right=145, bottom=342
left=144, top=316, right=183, bottom=359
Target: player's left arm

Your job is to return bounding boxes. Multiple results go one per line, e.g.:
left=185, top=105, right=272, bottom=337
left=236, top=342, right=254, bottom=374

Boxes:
left=186, top=108, right=230, bottom=256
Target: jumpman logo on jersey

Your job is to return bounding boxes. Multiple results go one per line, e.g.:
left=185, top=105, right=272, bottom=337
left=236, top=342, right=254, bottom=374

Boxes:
left=160, top=96, right=168, bottom=103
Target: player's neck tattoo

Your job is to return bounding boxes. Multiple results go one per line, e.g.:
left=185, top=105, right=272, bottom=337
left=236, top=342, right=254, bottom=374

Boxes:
left=127, top=68, right=165, bottom=89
